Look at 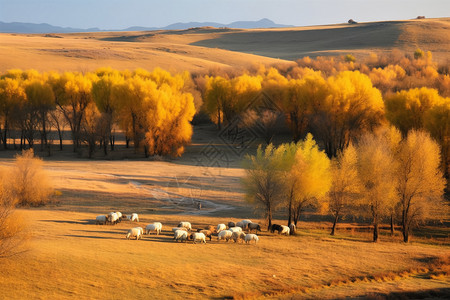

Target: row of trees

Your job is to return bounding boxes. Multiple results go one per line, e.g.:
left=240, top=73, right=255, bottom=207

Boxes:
left=242, top=128, right=445, bottom=243
left=0, top=68, right=197, bottom=157
left=202, top=62, right=449, bottom=177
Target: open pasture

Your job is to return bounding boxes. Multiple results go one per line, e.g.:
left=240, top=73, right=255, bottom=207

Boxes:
left=0, top=151, right=448, bottom=299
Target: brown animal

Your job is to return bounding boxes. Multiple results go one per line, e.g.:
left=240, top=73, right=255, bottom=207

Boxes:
left=197, top=229, right=213, bottom=241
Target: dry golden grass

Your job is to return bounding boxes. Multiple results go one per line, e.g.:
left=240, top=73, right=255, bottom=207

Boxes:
left=1, top=18, right=449, bottom=74
left=0, top=142, right=448, bottom=299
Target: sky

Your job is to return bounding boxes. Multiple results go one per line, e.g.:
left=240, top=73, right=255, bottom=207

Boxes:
left=0, top=0, right=449, bottom=29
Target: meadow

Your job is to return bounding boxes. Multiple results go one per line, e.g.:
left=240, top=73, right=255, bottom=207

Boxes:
left=0, top=126, right=449, bottom=299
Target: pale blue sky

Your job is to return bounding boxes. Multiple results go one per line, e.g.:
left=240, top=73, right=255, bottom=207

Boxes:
left=0, top=0, right=448, bottom=29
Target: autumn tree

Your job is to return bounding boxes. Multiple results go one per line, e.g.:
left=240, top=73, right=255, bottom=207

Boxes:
left=394, top=130, right=445, bottom=242
left=204, top=76, right=230, bottom=129
left=424, top=100, right=450, bottom=177
left=288, top=134, right=331, bottom=226
left=327, top=143, right=359, bottom=235
left=0, top=167, right=27, bottom=258
left=0, top=77, right=26, bottom=149
left=51, top=72, right=95, bottom=151
left=23, top=78, right=55, bottom=149
left=92, top=70, right=123, bottom=154
left=282, top=70, right=326, bottom=141
left=385, top=87, right=443, bottom=136
left=356, top=130, right=397, bottom=242
left=311, top=71, right=385, bottom=157
left=242, top=144, right=286, bottom=230
left=9, top=149, right=53, bottom=206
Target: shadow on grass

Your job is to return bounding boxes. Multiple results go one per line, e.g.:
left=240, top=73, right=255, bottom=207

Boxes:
left=63, top=234, right=118, bottom=240
left=347, top=288, right=450, bottom=300
left=40, top=219, right=92, bottom=225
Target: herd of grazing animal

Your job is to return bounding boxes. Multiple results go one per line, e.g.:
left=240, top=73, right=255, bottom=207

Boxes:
left=94, top=214, right=296, bottom=244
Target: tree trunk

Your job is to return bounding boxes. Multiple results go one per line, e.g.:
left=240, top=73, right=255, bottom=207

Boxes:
left=402, top=229, right=409, bottom=243
left=287, top=188, right=293, bottom=226
left=390, top=214, right=394, bottom=236
left=331, top=213, right=339, bottom=235
left=373, top=222, right=379, bottom=242
left=217, top=106, right=221, bottom=130
left=267, top=203, right=272, bottom=231
left=3, top=118, right=8, bottom=149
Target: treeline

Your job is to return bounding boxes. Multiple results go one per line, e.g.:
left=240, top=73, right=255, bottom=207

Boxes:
left=0, top=68, right=197, bottom=157
left=201, top=49, right=450, bottom=176
left=243, top=129, right=446, bottom=243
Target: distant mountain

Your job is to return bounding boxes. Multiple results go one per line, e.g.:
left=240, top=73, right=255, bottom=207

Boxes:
left=0, top=18, right=291, bottom=34
left=0, top=21, right=100, bottom=33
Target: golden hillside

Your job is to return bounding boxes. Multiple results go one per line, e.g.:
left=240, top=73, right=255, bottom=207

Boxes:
left=0, top=18, right=449, bottom=74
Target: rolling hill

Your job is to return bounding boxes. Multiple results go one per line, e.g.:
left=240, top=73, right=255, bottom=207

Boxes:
left=0, top=18, right=448, bottom=74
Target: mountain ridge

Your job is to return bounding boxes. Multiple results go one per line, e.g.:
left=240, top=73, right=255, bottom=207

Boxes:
left=0, top=18, right=291, bottom=34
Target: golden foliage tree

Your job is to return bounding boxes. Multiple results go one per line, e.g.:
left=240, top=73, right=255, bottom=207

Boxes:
left=0, top=167, right=27, bottom=258
left=356, top=129, right=397, bottom=242
left=9, top=149, right=53, bottom=206
left=288, top=133, right=332, bottom=226
left=311, top=71, right=384, bottom=157
left=385, top=87, right=444, bottom=136
left=242, top=144, right=286, bottom=230
left=328, top=143, right=360, bottom=235
left=395, top=130, right=445, bottom=242
left=0, top=77, right=26, bottom=148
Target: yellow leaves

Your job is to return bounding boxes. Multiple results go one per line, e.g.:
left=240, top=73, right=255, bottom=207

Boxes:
left=385, top=87, right=445, bottom=135
left=291, top=133, right=332, bottom=200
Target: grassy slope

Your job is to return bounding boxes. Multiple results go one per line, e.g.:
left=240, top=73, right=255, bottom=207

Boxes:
left=1, top=18, right=449, bottom=74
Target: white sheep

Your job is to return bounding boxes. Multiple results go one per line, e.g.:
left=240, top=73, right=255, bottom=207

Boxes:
left=115, top=212, right=123, bottom=222
left=107, top=212, right=119, bottom=225
left=172, top=227, right=187, bottom=232
left=217, top=230, right=233, bottom=242
left=280, top=225, right=290, bottom=235
left=95, top=215, right=107, bottom=225
left=190, top=232, right=206, bottom=244
left=145, top=222, right=162, bottom=235
left=228, top=227, right=243, bottom=233
left=240, top=219, right=252, bottom=230
left=245, top=233, right=259, bottom=244
left=173, top=229, right=188, bottom=242
left=126, top=227, right=143, bottom=240
left=216, top=223, right=227, bottom=233
left=177, top=222, right=192, bottom=231
left=130, top=213, right=139, bottom=222
left=232, top=231, right=246, bottom=243
left=289, top=223, right=296, bottom=235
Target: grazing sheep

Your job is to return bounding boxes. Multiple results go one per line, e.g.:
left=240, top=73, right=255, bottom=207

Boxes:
left=130, top=213, right=139, bottom=222
left=216, top=224, right=226, bottom=233
left=270, top=224, right=283, bottom=234
left=172, top=227, right=187, bottom=232
left=145, top=222, right=162, bottom=235
left=280, top=225, right=290, bottom=235
left=197, top=229, right=213, bottom=241
left=240, top=219, right=252, bottom=230
left=289, top=223, right=296, bottom=235
left=177, top=222, right=192, bottom=231
left=228, top=227, right=243, bottom=233
left=217, top=230, right=233, bottom=242
left=245, top=233, right=259, bottom=244
left=189, top=232, right=206, bottom=244
left=115, top=212, right=123, bottom=223
left=95, top=215, right=107, bottom=225
left=107, top=212, right=119, bottom=225
left=173, top=229, right=188, bottom=242
left=228, top=221, right=236, bottom=228
left=247, top=223, right=261, bottom=233
left=204, top=225, right=215, bottom=233
left=235, top=221, right=244, bottom=229
left=126, top=227, right=143, bottom=240
left=232, top=231, right=246, bottom=243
